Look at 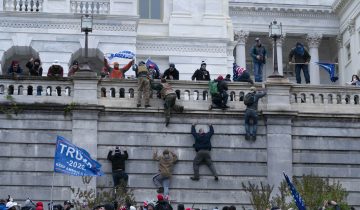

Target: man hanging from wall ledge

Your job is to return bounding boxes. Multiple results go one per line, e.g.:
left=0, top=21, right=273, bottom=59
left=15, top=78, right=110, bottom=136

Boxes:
left=151, top=78, right=184, bottom=127
left=190, top=123, right=218, bottom=181
left=244, top=86, right=267, bottom=141
left=107, top=146, right=129, bottom=187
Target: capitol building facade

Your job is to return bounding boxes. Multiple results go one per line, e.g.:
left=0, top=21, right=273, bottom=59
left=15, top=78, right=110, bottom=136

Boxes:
left=0, top=0, right=359, bottom=85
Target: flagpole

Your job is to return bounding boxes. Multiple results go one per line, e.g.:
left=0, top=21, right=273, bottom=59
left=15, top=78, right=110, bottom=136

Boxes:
left=50, top=172, right=55, bottom=210
left=289, top=62, right=338, bottom=65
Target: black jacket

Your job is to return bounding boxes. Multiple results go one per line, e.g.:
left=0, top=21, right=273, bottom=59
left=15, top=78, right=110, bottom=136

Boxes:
left=191, top=125, right=214, bottom=152
left=288, top=47, right=311, bottom=63
left=246, top=91, right=267, bottom=110
left=155, top=201, right=173, bottom=210
left=26, top=61, right=43, bottom=76
left=162, top=68, right=179, bottom=80
left=107, top=150, right=128, bottom=171
left=217, top=80, right=228, bottom=92
left=191, top=69, right=210, bottom=81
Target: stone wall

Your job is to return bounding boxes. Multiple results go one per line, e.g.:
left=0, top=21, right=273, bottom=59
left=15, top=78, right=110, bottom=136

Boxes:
left=1, top=76, right=360, bottom=209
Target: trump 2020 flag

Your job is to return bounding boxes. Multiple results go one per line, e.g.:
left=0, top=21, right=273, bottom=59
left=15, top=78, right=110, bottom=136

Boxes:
left=316, top=62, right=338, bottom=82
left=108, top=50, right=135, bottom=60
left=283, top=172, right=306, bottom=210
left=145, top=58, right=160, bottom=72
left=54, top=136, right=104, bottom=176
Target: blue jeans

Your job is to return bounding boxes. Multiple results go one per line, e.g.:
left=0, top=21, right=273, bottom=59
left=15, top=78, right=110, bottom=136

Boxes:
left=253, top=62, right=264, bottom=82
left=112, top=170, right=128, bottom=187
left=295, top=64, right=310, bottom=84
left=244, top=109, right=258, bottom=136
left=153, top=173, right=170, bottom=196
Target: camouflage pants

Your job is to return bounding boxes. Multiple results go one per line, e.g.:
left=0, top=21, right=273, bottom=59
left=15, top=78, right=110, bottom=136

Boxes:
left=164, top=93, right=184, bottom=124
left=137, top=77, right=150, bottom=106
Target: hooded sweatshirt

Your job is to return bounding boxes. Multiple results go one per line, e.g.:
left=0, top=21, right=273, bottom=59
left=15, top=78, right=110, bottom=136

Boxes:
left=153, top=150, right=178, bottom=177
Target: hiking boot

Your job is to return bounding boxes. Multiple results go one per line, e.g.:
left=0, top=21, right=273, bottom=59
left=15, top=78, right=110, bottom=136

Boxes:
left=190, top=176, right=199, bottom=181
left=251, top=135, right=256, bottom=141
left=165, top=121, right=170, bottom=127
left=145, top=105, right=151, bottom=108
left=179, top=106, right=184, bottom=113
left=136, top=104, right=141, bottom=108
left=245, top=134, right=250, bottom=141
left=214, top=176, right=219, bottom=181
left=157, top=187, right=164, bottom=193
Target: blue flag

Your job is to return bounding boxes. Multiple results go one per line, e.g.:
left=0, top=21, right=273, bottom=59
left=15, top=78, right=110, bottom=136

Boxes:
left=283, top=172, right=306, bottom=210
left=145, top=58, right=160, bottom=72
left=108, top=50, right=135, bottom=60
left=54, top=136, right=104, bottom=176
left=316, top=62, right=338, bottom=82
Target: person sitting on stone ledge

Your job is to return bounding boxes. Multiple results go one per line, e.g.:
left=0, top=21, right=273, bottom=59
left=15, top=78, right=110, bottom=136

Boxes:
left=244, top=86, right=267, bottom=141
left=47, top=60, right=64, bottom=78
left=107, top=146, right=129, bottom=187
left=26, top=58, right=43, bottom=76
left=190, top=123, right=218, bottom=181
left=152, top=149, right=178, bottom=196
left=7, top=60, right=23, bottom=77
left=162, top=63, right=179, bottom=80
left=67, top=60, right=80, bottom=77
left=233, top=63, right=254, bottom=84
left=191, top=61, right=211, bottom=81
left=209, top=75, right=229, bottom=110
left=103, top=58, right=134, bottom=80
left=151, top=78, right=184, bottom=126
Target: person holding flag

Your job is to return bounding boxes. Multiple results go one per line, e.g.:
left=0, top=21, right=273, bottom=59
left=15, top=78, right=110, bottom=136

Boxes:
left=103, top=58, right=134, bottom=80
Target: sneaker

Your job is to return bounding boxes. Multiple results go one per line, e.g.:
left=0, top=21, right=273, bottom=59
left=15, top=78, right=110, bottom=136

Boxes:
left=190, top=176, right=199, bottom=181
left=145, top=105, right=151, bottom=108
left=136, top=104, right=141, bottom=108
left=157, top=187, right=164, bottom=193
left=214, top=176, right=219, bottom=181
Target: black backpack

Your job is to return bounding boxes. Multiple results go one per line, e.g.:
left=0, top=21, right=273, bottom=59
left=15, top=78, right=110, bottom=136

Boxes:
left=244, top=92, right=255, bottom=106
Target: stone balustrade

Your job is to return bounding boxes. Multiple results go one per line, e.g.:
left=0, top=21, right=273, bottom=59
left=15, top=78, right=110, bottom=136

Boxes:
left=0, top=76, right=73, bottom=105
left=70, top=0, right=110, bottom=14
left=3, top=0, right=43, bottom=12
left=1, top=76, right=360, bottom=114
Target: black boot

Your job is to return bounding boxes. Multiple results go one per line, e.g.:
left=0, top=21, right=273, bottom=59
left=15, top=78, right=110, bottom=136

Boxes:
left=157, top=187, right=164, bottom=193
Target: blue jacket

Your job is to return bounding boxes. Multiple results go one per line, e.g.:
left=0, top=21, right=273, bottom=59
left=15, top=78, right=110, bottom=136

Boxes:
left=191, top=125, right=214, bottom=152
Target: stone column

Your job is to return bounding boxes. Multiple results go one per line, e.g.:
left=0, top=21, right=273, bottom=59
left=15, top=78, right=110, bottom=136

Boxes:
left=306, top=33, right=322, bottom=85
left=276, top=35, right=286, bottom=76
left=264, top=79, right=294, bottom=195
left=234, top=30, right=248, bottom=68
left=337, top=35, right=345, bottom=85
left=348, top=19, right=357, bottom=76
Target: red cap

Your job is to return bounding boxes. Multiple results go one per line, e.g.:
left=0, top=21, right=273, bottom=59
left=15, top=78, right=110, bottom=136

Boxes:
left=157, top=194, right=164, bottom=201
left=217, top=75, right=224, bottom=81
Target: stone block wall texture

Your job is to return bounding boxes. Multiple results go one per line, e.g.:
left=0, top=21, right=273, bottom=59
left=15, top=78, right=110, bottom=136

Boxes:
left=1, top=109, right=360, bottom=209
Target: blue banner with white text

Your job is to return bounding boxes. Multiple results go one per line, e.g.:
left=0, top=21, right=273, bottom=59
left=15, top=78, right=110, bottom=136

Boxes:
left=54, top=136, right=104, bottom=176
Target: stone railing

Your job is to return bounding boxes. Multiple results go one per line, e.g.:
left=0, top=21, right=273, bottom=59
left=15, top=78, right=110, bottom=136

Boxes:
left=290, top=84, right=360, bottom=114
left=70, top=0, right=110, bottom=14
left=1, top=76, right=360, bottom=115
left=0, top=76, right=73, bottom=105
left=3, top=0, right=43, bottom=12
left=97, top=79, right=258, bottom=110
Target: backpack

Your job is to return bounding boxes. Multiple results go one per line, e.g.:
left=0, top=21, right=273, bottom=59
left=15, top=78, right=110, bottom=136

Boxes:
left=244, top=92, right=255, bottom=106
left=208, top=80, right=219, bottom=95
